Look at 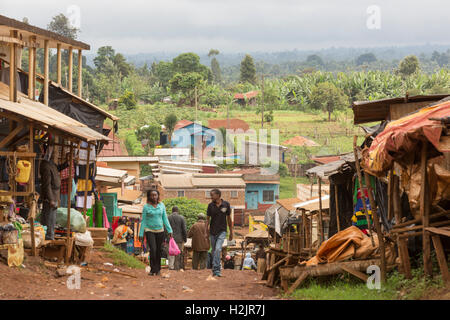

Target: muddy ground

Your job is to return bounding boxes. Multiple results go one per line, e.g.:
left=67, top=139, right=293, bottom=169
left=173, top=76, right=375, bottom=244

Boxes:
left=0, top=249, right=281, bottom=300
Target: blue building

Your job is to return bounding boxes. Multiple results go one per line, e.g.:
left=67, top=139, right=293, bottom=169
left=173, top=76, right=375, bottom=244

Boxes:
left=225, top=168, right=280, bottom=213
left=171, top=120, right=216, bottom=150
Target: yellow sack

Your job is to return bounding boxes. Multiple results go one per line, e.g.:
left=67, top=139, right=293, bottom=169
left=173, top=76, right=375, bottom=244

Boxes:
left=16, top=160, right=31, bottom=183
left=7, top=239, right=24, bottom=267
left=77, top=179, right=93, bottom=192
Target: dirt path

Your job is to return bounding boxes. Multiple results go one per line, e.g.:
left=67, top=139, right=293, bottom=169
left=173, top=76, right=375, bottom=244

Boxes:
left=0, top=250, right=281, bottom=300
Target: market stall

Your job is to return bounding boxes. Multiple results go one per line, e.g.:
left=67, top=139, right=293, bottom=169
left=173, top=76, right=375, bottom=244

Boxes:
left=0, top=81, right=110, bottom=265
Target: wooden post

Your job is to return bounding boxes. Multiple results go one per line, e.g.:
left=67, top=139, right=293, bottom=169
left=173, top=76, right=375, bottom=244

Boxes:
left=393, top=173, right=412, bottom=279
left=77, top=49, right=82, bottom=97
left=57, top=43, right=62, bottom=85
left=194, top=87, right=198, bottom=122
left=430, top=234, right=449, bottom=284
left=420, top=142, right=432, bottom=277
left=334, top=184, right=341, bottom=232
left=387, top=169, right=394, bottom=221
left=29, top=124, right=36, bottom=256
left=353, top=136, right=375, bottom=246
left=9, top=30, right=17, bottom=102
left=27, top=38, right=34, bottom=99
left=83, top=142, right=91, bottom=218
left=317, top=176, right=324, bottom=244
left=43, top=40, right=49, bottom=106
left=31, top=37, right=36, bottom=100
left=65, top=142, right=74, bottom=263
left=68, top=47, right=73, bottom=92
left=364, top=171, right=387, bottom=283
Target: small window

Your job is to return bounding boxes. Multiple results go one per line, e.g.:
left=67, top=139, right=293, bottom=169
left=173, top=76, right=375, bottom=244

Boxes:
left=177, top=190, right=185, bottom=197
left=205, top=190, right=210, bottom=198
left=231, top=190, right=238, bottom=198
left=263, top=190, right=274, bottom=202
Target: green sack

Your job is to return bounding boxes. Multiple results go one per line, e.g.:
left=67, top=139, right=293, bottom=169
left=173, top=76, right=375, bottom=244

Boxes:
left=55, top=208, right=87, bottom=233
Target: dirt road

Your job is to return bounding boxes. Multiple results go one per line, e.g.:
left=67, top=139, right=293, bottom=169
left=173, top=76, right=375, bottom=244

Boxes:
left=0, top=249, right=280, bottom=300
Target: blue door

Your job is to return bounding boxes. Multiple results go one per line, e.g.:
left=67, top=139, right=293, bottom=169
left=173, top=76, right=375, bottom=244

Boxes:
left=246, top=191, right=258, bottom=210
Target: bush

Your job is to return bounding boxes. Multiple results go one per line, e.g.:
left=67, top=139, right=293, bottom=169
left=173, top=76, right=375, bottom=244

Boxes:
left=125, top=131, right=146, bottom=156
left=119, top=90, right=137, bottom=109
left=163, top=197, right=208, bottom=230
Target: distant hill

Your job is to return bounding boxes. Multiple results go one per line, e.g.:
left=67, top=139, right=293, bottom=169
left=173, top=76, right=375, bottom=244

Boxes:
left=85, top=44, right=450, bottom=68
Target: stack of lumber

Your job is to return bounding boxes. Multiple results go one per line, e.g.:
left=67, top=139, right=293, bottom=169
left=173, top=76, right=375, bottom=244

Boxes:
left=261, top=245, right=312, bottom=288
left=87, top=227, right=108, bottom=248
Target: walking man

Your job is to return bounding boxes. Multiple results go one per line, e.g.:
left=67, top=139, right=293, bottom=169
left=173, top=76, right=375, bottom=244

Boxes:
left=167, top=206, right=187, bottom=270
left=206, top=189, right=233, bottom=277
left=188, top=213, right=210, bottom=270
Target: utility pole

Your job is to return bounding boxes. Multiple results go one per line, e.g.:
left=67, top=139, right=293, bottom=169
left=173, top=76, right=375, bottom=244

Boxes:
left=261, top=74, right=265, bottom=129
left=195, top=86, right=198, bottom=122
left=226, top=101, right=230, bottom=130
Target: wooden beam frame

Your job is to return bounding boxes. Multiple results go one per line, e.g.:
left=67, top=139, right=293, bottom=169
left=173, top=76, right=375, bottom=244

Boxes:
left=68, top=47, right=73, bottom=92
left=317, top=176, right=324, bottom=244
left=77, top=49, right=82, bottom=97
left=393, top=172, right=412, bottom=279
left=27, top=37, right=34, bottom=99
left=9, top=30, right=18, bottom=102
left=32, top=37, right=37, bottom=100
left=364, top=171, right=387, bottom=283
left=420, top=142, right=432, bottom=277
left=65, top=141, right=74, bottom=263
left=43, top=39, right=49, bottom=105
left=0, top=123, right=24, bottom=149
left=57, top=43, right=62, bottom=85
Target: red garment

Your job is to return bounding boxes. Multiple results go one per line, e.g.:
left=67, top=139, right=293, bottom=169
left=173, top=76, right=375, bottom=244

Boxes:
left=60, top=162, right=75, bottom=195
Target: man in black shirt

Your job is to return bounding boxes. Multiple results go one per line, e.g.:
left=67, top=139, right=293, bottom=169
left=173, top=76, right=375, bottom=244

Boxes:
left=206, top=188, right=233, bottom=277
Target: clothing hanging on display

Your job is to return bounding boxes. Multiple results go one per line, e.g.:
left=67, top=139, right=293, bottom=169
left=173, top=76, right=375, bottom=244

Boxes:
left=76, top=195, right=93, bottom=209
left=75, top=142, right=96, bottom=165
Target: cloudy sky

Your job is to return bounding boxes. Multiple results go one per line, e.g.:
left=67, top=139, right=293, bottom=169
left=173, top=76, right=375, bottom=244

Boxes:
left=1, top=0, right=448, bottom=54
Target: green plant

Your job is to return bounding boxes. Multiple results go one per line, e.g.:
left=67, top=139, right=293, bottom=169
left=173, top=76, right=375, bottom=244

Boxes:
left=101, top=243, right=146, bottom=269
left=163, top=197, right=208, bottom=230
left=119, top=90, right=137, bottom=109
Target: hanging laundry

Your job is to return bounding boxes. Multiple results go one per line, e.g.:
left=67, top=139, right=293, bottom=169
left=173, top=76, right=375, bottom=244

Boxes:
left=351, top=177, right=374, bottom=235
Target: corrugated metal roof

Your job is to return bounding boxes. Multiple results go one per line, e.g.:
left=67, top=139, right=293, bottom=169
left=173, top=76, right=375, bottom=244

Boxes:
left=96, top=156, right=159, bottom=162
left=154, top=148, right=190, bottom=156
left=96, top=166, right=128, bottom=178
left=293, top=195, right=330, bottom=211
left=159, top=174, right=193, bottom=188
left=191, top=177, right=246, bottom=188
left=276, top=198, right=301, bottom=212
left=208, top=119, right=250, bottom=131
left=0, top=83, right=110, bottom=142
left=352, top=94, right=450, bottom=124
left=174, top=120, right=194, bottom=131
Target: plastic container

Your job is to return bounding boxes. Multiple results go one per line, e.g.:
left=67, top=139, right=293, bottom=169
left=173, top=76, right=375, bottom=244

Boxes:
left=15, top=160, right=31, bottom=183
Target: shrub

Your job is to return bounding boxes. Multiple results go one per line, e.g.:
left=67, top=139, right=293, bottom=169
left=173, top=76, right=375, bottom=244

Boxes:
left=119, top=90, right=137, bottom=109
left=163, top=197, right=208, bottom=230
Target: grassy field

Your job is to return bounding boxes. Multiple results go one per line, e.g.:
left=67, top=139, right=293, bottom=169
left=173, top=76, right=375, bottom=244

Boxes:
left=106, top=104, right=367, bottom=163
left=287, top=269, right=446, bottom=300
left=279, top=176, right=310, bottom=199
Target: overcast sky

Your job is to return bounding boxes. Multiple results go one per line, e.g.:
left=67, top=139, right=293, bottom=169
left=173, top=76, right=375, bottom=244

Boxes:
left=1, top=0, right=449, bottom=54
